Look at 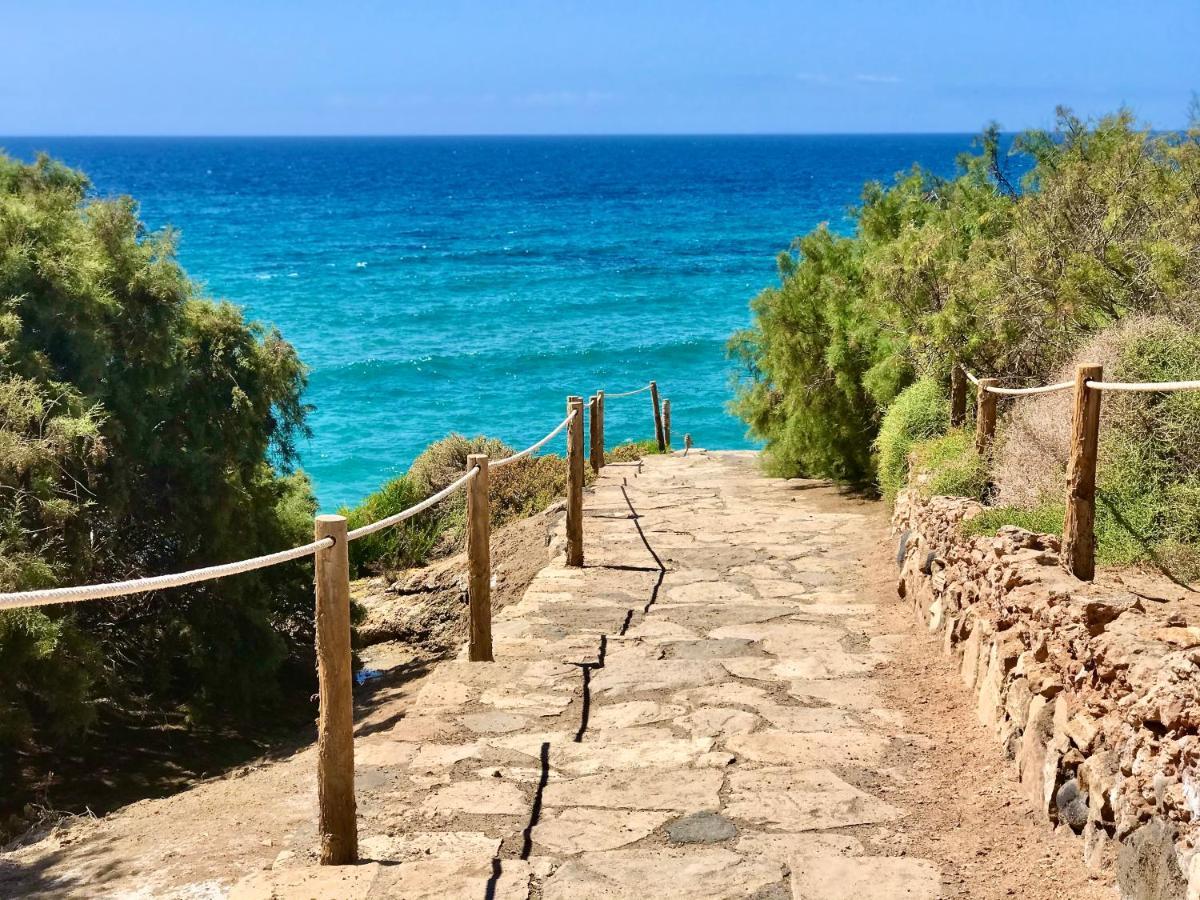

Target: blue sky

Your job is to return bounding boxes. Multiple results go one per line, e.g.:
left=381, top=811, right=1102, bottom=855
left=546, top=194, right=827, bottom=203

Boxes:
left=3, top=0, right=1196, bottom=135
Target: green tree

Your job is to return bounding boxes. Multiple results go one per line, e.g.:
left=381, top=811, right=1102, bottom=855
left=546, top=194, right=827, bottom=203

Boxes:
left=0, top=153, right=316, bottom=745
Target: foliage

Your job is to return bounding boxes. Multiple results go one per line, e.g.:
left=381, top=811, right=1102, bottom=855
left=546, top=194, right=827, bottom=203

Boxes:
left=342, top=433, right=578, bottom=575
left=960, top=321, right=1200, bottom=580
left=963, top=504, right=1065, bottom=542
left=732, top=108, right=1200, bottom=485
left=873, top=379, right=949, bottom=500
left=607, top=439, right=665, bottom=463
left=909, top=430, right=987, bottom=501
left=0, top=152, right=315, bottom=745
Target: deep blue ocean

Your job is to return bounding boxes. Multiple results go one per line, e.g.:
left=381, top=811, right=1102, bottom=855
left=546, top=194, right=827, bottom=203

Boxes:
left=1, top=136, right=981, bottom=509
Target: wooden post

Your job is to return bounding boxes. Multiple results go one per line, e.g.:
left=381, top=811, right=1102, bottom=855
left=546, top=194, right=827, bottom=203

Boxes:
left=950, top=365, right=967, bottom=428
left=313, top=514, right=357, bottom=866
left=663, top=399, right=672, bottom=450
left=588, top=395, right=601, bottom=475
left=566, top=396, right=585, bottom=567
left=596, top=390, right=605, bottom=470
left=650, top=381, right=666, bottom=452
left=974, top=378, right=1000, bottom=454
left=1063, top=365, right=1104, bottom=582
left=466, top=454, right=493, bottom=661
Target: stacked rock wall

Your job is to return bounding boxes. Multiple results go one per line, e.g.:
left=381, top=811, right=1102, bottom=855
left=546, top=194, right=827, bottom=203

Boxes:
left=894, top=489, right=1200, bottom=900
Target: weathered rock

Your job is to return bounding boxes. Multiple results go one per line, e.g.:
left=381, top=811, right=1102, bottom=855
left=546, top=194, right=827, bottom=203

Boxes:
left=1117, top=820, right=1187, bottom=900
left=665, top=811, right=738, bottom=844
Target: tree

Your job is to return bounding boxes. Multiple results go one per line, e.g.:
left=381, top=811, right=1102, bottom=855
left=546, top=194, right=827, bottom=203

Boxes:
left=0, top=153, right=317, bottom=746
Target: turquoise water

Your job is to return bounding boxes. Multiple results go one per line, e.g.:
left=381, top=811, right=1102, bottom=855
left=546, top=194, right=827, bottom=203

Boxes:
left=2, top=136, right=979, bottom=509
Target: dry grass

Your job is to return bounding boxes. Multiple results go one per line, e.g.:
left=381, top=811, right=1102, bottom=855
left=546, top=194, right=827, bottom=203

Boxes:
left=992, top=319, right=1150, bottom=508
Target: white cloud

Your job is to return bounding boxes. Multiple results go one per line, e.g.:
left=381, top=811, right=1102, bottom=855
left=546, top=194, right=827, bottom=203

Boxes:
left=854, top=74, right=901, bottom=84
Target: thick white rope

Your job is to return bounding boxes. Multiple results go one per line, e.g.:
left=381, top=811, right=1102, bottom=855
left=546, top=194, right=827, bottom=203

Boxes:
left=346, top=466, right=479, bottom=542
left=605, top=383, right=652, bottom=398
left=492, top=410, right=575, bottom=470
left=0, top=399, right=615, bottom=610
left=1088, top=379, right=1200, bottom=393
left=962, top=369, right=980, bottom=386
left=0, top=538, right=334, bottom=611
left=985, top=381, right=1074, bottom=397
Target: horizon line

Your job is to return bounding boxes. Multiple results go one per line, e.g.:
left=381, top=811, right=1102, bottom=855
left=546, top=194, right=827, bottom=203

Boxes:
left=1, top=130, right=1014, bottom=140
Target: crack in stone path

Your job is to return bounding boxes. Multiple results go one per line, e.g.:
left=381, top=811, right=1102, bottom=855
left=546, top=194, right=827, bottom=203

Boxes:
left=232, top=450, right=946, bottom=899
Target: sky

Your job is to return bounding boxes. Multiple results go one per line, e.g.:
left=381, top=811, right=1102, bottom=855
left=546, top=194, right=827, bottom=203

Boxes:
left=2, top=0, right=1197, bottom=135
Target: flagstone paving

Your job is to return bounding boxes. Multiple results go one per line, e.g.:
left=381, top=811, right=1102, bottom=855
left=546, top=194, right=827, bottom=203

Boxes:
left=234, top=450, right=943, bottom=899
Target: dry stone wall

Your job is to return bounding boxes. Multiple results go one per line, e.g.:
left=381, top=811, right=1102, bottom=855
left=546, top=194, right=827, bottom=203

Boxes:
left=894, top=489, right=1200, bottom=900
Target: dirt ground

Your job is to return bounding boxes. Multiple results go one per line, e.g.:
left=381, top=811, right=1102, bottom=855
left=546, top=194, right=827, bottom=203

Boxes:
left=850, top=491, right=1116, bottom=900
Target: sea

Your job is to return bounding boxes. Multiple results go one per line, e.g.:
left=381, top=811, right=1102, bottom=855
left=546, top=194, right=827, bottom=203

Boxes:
left=0, top=135, right=983, bottom=510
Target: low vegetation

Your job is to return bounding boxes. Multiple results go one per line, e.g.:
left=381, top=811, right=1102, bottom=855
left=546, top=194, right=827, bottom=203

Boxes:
left=342, top=433, right=577, bottom=576
left=732, top=106, right=1200, bottom=580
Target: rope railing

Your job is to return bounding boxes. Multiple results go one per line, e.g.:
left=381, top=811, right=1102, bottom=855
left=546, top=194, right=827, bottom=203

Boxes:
left=0, top=377, right=670, bottom=865
left=982, top=380, right=1073, bottom=397
left=0, top=538, right=335, bottom=611
left=1087, top=379, right=1200, bottom=393
left=953, top=362, right=1200, bottom=585
left=345, top=466, right=480, bottom=541
left=604, top=383, right=652, bottom=398
left=491, top=409, right=576, bottom=470
left=0, top=407, right=591, bottom=607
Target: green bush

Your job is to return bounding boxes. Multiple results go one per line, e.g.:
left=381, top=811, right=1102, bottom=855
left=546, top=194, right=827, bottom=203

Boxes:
left=607, top=439, right=665, bottom=463
left=909, top=429, right=987, bottom=500
left=963, top=503, right=1065, bottom=541
left=342, top=433, right=577, bottom=575
left=874, top=379, right=949, bottom=499
left=731, top=109, right=1200, bottom=493
left=0, top=152, right=315, bottom=746
left=342, top=475, right=446, bottom=577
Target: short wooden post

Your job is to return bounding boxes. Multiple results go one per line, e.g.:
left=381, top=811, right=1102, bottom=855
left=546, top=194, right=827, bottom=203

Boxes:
left=974, top=378, right=1000, bottom=454
left=1063, top=365, right=1104, bottom=582
left=466, top=454, right=493, bottom=661
left=566, top=396, right=585, bottom=567
left=650, top=381, right=666, bottom=452
left=950, top=365, right=967, bottom=428
left=663, top=399, right=672, bottom=450
left=313, top=514, right=357, bottom=866
left=588, top=395, right=601, bottom=475
left=596, top=390, right=605, bottom=469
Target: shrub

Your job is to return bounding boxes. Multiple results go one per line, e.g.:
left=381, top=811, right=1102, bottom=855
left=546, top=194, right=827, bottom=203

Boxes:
left=963, top=503, right=1065, bottom=541
left=909, top=429, right=987, bottom=500
left=982, top=316, right=1200, bottom=581
left=732, top=108, right=1200, bottom=493
left=342, top=433, right=578, bottom=574
left=342, top=475, right=446, bottom=576
left=607, top=439, right=664, bottom=463
left=874, top=379, right=949, bottom=500
left=0, top=153, right=315, bottom=745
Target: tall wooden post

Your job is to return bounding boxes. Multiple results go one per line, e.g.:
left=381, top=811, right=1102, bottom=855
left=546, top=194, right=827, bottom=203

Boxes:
left=650, top=381, right=666, bottom=452
left=975, top=378, right=1000, bottom=454
left=1063, top=365, right=1104, bottom=582
left=466, top=454, right=493, bottom=661
left=663, top=399, right=672, bottom=450
left=588, top=395, right=601, bottom=475
left=951, top=365, right=967, bottom=428
left=566, top=396, right=585, bottom=567
left=596, top=390, right=605, bottom=470
left=313, top=514, right=357, bottom=866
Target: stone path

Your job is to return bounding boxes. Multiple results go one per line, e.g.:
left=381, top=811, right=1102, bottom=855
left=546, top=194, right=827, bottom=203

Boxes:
left=236, top=451, right=944, bottom=899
